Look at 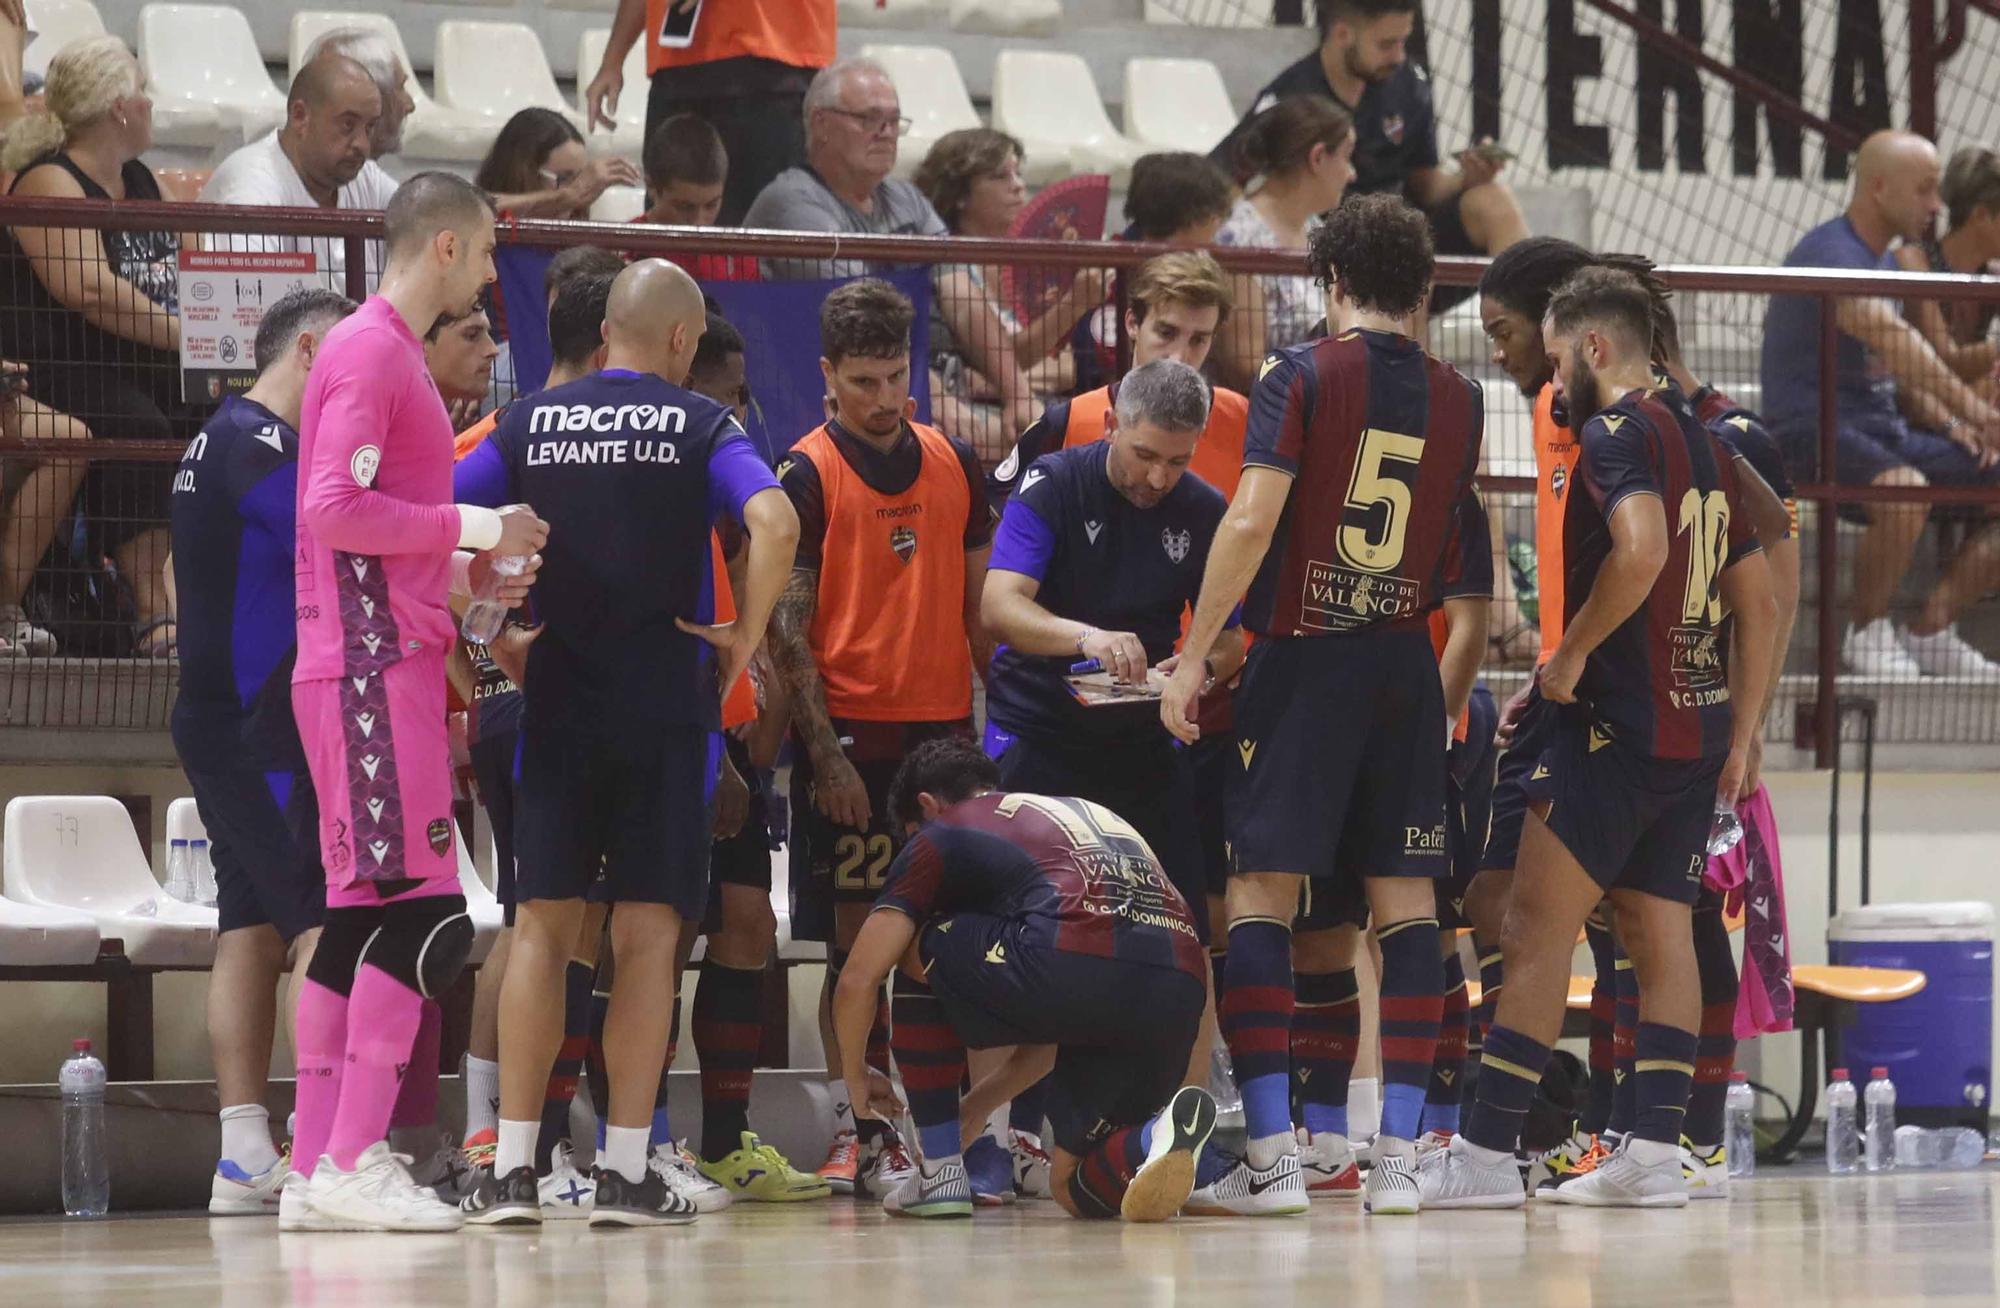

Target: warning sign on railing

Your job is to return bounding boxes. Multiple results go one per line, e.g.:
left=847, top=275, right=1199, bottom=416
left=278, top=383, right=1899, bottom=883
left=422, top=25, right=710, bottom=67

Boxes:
left=176, top=251, right=320, bottom=404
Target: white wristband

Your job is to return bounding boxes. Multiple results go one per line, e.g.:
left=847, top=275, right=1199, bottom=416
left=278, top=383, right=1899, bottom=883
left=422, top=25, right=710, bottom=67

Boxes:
left=456, top=505, right=502, bottom=551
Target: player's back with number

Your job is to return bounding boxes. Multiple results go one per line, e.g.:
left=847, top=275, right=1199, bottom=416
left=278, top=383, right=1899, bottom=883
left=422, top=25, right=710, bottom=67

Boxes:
left=1565, top=386, right=1759, bottom=759
left=1243, top=329, right=1484, bottom=639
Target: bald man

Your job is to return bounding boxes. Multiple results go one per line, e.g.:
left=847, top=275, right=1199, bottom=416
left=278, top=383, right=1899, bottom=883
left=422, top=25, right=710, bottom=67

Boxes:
left=200, top=53, right=400, bottom=285
left=303, top=27, right=418, bottom=161
left=454, top=259, right=801, bottom=1227
left=1762, top=130, right=2000, bottom=679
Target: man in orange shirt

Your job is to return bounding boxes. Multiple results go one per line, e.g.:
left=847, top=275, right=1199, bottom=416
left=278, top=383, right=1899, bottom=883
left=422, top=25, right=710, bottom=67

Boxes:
left=769, top=278, right=996, bottom=1197
left=584, top=0, right=835, bottom=225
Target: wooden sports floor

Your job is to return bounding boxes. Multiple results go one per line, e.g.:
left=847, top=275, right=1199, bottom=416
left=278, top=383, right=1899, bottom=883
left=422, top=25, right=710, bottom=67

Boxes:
left=9, top=1167, right=1996, bottom=1307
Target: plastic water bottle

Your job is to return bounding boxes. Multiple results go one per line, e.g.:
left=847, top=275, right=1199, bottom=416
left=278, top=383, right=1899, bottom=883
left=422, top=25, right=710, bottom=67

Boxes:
left=1893, top=1124, right=1987, bottom=1170
left=1864, top=1067, right=1897, bottom=1172
left=1707, top=801, right=1745, bottom=856
left=461, top=554, right=529, bottom=645
left=191, top=838, right=217, bottom=907
left=164, top=838, right=195, bottom=903
left=1825, top=1067, right=1860, bottom=1174
left=1724, top=1071, right=1757, bottom=1178
left=60, top=1039, right=108, bottom=1216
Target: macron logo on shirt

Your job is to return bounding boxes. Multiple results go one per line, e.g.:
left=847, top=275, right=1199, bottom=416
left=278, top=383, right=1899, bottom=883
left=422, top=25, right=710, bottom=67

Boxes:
left=529, top=401, right=689, bottom=435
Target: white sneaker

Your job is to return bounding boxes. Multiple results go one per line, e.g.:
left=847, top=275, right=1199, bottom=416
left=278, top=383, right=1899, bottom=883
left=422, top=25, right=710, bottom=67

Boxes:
left=1681, top=1140, right=1730, bottom=1200
left=1009, top=1129, right=1051, bottom=1199
left=278, top=1171, right=347, bottom=1231
left=211, top=1155, right=287, bottom=1215
left=650, top=1142, right=733, bottom=1213
left=539, top=1142, right=596, bottom=1220
left=304, top=1142, right=465, bottom=1232
left=0, top=605, right=56, bottom=656
left=1419, top=1135, right=1527, bottom=1209
left=1295, top=1128, right=1361, bottom=1197
left=1415, top=1130, right=1456, bottom=1158
left=1843, top=619, right=1922, bottom=680
left=1544, top=1139, right=1688, bottom=1208
left=1902, top=625, right=2000, bottom=679
left=1364, top=1149, right=1421, bottom=1215
left=881, top=1159, right=973, bottom=1219
left=864, top=1138, right=919, bottom=1197
left=1183, top=1152, right=1309, bottom=1217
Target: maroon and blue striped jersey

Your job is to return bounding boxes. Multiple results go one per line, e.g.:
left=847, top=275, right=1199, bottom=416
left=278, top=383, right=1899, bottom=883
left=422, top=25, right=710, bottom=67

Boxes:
left=875, top=791, right=1205, bottom=979
left=1564, top=385, right=1763, bottom=760
left=1240, top=328, right=1485, bottom=638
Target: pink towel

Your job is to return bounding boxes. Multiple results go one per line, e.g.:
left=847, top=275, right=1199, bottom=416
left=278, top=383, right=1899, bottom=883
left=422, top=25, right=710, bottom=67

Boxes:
left=1703, top=784, right=1795, bottom=1037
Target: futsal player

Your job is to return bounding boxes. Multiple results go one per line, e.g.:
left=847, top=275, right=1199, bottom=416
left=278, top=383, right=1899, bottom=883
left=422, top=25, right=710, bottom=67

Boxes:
left=287, top=174, right=548, bottom=1233
left=172, top=288, right=355, bottom=1215
left=453, top=260, right=798, bottom=1227
left=1163, top=193, right=1487, bottom=1216
left=1422, top=266, right=1778, bottom=1209
left=767, top=277, right=995, bottom=1196
left=832, top=738, right=1217, bottom=1223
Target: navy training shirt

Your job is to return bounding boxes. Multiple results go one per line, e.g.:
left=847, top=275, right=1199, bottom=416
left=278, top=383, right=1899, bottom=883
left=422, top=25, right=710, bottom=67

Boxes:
left=1210, top=55, right=1440, bottom=199
left=169, top=394, right=305, bottom=771
left=454, top=368, right=780, bottom=739
left=1757, top=214, right=1902, bottom=438
left=984, top=440, right=1232, bottom=746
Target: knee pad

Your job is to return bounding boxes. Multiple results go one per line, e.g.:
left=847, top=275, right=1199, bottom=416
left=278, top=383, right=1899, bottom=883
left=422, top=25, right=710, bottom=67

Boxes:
left=304, top=907, right=385, bottom=996
left=358, top=895, right=474, bottom=998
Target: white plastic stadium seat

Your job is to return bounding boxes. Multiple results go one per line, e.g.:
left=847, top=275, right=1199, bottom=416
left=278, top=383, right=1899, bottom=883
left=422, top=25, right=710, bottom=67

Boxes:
left=455, top=830, right=503, bottom=966
left=577, top=29, right=645, bottom=155
left=1141, top=0, right=1265, bottom=26
left=137, top=4, right=285, bottom=149
left=839, top=0, right=943, bottom=30
left=22, top=0, right=106, bottom=81
left=949, top=0, right=1061, bottom=37
left=991, top=51, right=1144, bottom=186
left=860, top=45, right=981, bottom=181
left=164, top=796, right=207, bottom=845
left=288, top=11, right=494, bottom=161
left=770, top=845, right=823, bottom=963
left=1124, top=57, right=1237, bottom=154
left=434, top=21, right=584, bottom=134
left=3, top=796, right=218, bottom=966
left=591, top=185, right=646, bottom=222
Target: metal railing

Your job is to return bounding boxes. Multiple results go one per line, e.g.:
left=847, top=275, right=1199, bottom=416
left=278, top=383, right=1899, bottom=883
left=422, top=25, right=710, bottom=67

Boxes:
left=2, top=196, right=1999, bottom=761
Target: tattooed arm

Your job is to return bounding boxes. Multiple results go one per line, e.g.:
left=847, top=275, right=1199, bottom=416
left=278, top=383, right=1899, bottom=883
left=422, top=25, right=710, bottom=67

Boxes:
left=768, top=565, right=872, bottom=830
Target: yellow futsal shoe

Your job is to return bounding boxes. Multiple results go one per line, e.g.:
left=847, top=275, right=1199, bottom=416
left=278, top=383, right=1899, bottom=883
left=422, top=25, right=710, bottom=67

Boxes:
left=698, top=1132, right=834, bottom=1202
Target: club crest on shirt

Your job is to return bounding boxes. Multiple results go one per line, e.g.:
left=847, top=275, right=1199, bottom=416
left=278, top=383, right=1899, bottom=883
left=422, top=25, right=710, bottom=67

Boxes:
left=1551, top=463, right=1568, bottom=500
left=1162, top=527, right=1191, bottom=563
left=428, top=818, right=452, bottom=857
left=890, top=525, right=917, bottom=564
left=1382, top=114, right=1406, bottom=144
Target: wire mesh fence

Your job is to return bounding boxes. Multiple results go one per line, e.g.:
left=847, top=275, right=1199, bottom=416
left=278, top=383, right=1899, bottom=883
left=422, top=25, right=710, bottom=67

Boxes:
left=1, top=196, right=1998, bottom=753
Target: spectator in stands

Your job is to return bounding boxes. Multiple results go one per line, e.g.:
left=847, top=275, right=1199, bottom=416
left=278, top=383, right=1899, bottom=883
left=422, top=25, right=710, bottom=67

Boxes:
left=425, top=304, right=501, bottom=429
left=1761, top=129, right=2000, bottom=679
left=198, top=55, right=400, bottom=287
left=747, top=57, right=1037, bottom=453
left=1211, top=95, right=1355, bottom=390
left=637, top=114, right=759, bottom=281
left=0, top=0, right=27, bottom=136
left=1124, top=152, right=1238, bottom=247
left=302, top=27, right=418, bottom=162
left=916, top=127, right=1106, bottom=395
left=1895, top=145, right=2000, bottom=393
left=476, top=108, right=641, bottom=221
left=0, top=361, right=89, bottom=656
left=0, top=35, right=185, bottom=655
left=1212, top=0, right=1528, bottom=308
left=585, top=0, right=834, bottom=226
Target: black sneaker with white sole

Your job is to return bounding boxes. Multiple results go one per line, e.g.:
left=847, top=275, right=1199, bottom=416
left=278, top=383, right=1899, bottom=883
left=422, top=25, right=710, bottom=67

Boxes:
left=588, top=1166, right=699, bottom=1228
left=460, top=1165, right=542, bottom=1226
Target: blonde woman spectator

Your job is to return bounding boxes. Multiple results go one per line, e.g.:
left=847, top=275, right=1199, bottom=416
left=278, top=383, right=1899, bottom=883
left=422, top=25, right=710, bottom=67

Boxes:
left=1211, top=95, right=1355, bottom=391
left=0, top=35, right=186, bottom=654
left=1896, top=145, right=2000, bottom=394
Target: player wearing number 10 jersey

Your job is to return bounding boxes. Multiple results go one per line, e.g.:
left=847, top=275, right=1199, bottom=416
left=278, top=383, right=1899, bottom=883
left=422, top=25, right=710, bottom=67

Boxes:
left=1166, top=195, right=1488, bottom=1218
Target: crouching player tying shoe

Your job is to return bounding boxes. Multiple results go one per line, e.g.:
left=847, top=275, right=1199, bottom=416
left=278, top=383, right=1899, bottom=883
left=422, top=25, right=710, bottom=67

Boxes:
left=832, top=738, right=1217, bottom=1222
left=1421, top=267, right=1778, bottom=1210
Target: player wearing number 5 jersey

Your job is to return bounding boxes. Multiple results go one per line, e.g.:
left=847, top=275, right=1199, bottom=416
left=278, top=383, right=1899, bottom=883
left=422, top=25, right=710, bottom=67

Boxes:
left=1164, top=194, right=1487, bottom=1219
left=767, top=278, right=996, bottom=1196
left=1423, top=267, right=1778, bottom=1211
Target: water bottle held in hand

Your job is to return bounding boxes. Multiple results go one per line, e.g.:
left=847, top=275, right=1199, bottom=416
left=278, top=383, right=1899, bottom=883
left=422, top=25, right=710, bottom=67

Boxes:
left=462, top=553, right=530, bottom=645
left=164, top=838, right=194, bottom=903
left=1825, top=1067, right=1859, bottom=1174
left=60, top=1038, right=108, bottom=1217
left=1707, top=800, right=1745, bottom=856
left=1864, top=1067, right=1897, bottom=1172
left=1725, top=1071, right=1757, bottom=1179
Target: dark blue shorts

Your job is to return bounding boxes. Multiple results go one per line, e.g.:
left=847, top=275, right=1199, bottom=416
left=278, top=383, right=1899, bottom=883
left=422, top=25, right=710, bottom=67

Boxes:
left=1778, top=414, right=2000, bottom=490
left=1439, top=684, right=1499, bottom=930
left=515, top=725, right=713, bottom=918
left=919, top=912, right=1204, bottom=1154
left=703, top=735, right=774, bottom=933
left=1481, top=680, right=1559, bottom=872
left=1521, top=706, right=1722, bottom=906
left=1228, top=629, right=1450, bottom=889
left=789, top=717, right=972, bottom=943
left=991, top=729, right=1208, bottom=945
left=187, top=765, right=324, bottom=943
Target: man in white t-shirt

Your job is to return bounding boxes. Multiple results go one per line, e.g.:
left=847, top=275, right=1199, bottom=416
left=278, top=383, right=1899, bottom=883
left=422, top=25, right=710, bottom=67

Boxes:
left=200, top=55, right=401, bottom=288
